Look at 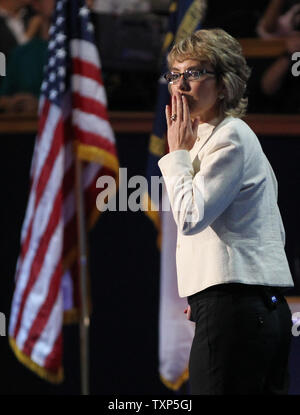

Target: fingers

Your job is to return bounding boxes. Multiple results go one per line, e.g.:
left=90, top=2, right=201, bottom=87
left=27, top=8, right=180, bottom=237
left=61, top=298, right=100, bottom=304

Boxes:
left=165, top=104, right=171, bottom=129
left=182, top=94, right=189, bottom=124
left=167, top=93, right=192, bottom=127
left=175, top=93, right=183, bottom=122
left=171, top=94, right=179, bottom=122
left=168, top=93, right=189, bottom=124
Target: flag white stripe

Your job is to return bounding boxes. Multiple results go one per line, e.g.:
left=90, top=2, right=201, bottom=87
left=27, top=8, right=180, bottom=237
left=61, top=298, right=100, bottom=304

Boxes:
left=38, top=95, right=46, bottom=116
left=70, top=39, right=101, bottom=68
left=21, top=119, right=73, bottom=249
left=16, top=220, right=63, bottom=349
left=31, top=289, right=63, bottom=366
left=72, top=74, right=107, bottom=106
left=20, top=106, right=61, bottom=244
left=73, top=109, right=115, bottom=144
left=9, top=149, right=64, bottom=336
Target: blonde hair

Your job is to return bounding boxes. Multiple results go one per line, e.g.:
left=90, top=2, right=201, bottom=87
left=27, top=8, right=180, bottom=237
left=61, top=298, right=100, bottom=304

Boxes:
left=167, top=28, right=251, bottom=118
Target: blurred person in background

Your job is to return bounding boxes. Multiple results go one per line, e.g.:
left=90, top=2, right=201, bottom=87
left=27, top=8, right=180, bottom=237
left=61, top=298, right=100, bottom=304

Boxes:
left=257, top=0, right=300, bottom=37
left=0, top=0, right=54, bottom=113
left=92, top=0, right=150, bottom=14
left=256, top=0, right=300, bottom=113
left=0, top=0, right=41, bottom=58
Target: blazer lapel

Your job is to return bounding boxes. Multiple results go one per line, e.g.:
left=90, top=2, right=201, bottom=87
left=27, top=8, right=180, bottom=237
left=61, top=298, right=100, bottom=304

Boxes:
left=190, top=116, right=232, bottom=163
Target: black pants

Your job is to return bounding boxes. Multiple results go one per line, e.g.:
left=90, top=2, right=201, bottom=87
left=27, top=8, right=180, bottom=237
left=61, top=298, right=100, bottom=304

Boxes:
left=187, top=283, right=292, bottom=395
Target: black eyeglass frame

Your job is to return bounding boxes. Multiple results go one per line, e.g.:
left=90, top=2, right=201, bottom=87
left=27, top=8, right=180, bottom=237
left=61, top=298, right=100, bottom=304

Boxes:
left=163, top=68, right=216, bottom=84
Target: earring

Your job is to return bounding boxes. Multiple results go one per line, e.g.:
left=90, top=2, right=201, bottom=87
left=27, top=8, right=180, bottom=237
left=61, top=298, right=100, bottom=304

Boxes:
left=219, top=94, right=224, bottom=99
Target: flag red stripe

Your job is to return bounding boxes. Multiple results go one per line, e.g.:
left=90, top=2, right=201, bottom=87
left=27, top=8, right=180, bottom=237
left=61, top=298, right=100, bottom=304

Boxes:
left=16, top=117, right=64, bottom=280
left=15, top=116, right=63, bottom=282
left=72, top=92, right=108, bottom=120
left=23, top=163, right=104, bottom=356
left=36, top=99, right=51, bottom=143
left=28, top=99, right=50, bottom=186
left=34, top=119, right=64, bottom=210
left=22, top=260, right=62, bottom=356
left=13, top=188, right=62, bottom=339
left=73, top=126, right=117, bottom=155
left=72, top=57, right=103, bottom=84
left=44, top=332, right=62, bottom=371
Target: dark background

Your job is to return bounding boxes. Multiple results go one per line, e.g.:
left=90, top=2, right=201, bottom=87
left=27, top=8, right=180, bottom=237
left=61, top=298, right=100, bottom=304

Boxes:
left=1, top=0, right=300, bottom=395
left=0, top=130, right=299, bottom=395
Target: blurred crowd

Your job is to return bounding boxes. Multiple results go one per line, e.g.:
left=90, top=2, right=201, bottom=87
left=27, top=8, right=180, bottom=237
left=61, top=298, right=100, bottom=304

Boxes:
left=0, top=0, right=299, bottom=115
left=254, top=0, right=300, bottom=113
left=0, top=0, right=54, bottom=113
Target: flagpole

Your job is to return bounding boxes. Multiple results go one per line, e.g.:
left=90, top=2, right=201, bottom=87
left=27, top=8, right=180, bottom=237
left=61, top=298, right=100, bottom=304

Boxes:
left=75, top=156, right=90, bottom=396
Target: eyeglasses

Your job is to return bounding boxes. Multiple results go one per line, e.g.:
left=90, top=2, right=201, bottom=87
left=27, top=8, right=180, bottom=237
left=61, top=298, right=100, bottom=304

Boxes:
left=164, top=69, right=216, bottom=84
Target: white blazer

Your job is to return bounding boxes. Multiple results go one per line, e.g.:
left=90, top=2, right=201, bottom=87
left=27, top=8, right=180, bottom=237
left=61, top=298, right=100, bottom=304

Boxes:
left=158, top=115, right=294, bottom=297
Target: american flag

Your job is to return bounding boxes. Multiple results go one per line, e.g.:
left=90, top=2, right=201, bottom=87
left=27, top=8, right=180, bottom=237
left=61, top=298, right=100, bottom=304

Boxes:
left=9, top=0, right=118, bottom=383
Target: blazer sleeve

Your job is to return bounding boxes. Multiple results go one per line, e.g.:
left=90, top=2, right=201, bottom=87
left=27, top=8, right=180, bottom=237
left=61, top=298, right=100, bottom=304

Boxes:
left=158, top=126, right=245, bottom=235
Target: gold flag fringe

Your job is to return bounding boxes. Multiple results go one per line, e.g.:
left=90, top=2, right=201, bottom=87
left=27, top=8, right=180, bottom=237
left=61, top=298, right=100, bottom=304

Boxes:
left=160, top=367, right=189, bottom=391
left=9, top=337, right=64, bottom=384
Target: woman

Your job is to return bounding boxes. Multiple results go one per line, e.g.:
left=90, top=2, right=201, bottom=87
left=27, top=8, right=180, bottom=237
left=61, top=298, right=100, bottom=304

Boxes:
left=158, top=28, right=294, bottom=394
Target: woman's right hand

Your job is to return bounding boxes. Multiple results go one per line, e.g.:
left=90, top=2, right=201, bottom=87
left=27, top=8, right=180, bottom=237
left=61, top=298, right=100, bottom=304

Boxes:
left=165, top=93, right=199, bottom=153
left=184, top=305, right=192, bottom=320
